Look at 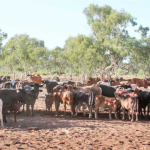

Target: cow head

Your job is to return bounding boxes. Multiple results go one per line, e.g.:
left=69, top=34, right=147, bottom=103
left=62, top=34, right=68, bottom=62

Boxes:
left=143, top=79, right=149, bottom=88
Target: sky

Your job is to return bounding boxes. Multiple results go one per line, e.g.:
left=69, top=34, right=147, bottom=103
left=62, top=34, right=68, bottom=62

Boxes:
left=0, top=0, right=150, bottom=50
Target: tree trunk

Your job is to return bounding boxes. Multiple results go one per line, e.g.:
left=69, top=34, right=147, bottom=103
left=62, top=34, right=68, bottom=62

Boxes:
left=20, top=73, right=23, bottom=79
left=81, top=72, right=85, bottom=83
left=25, top=72, right=27, bottom=80
left=13, top=72, right=15, bottom=80
left=70, top=66, right=72, bottom=80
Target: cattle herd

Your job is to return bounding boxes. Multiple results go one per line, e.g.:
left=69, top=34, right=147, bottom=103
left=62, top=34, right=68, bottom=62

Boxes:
left=0, top=74, right=150, bottom=127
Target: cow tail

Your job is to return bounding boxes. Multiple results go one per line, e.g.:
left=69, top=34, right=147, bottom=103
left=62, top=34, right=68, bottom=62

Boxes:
left=136, top=98, right=139, bottom=115
left=88, top=91, right=93, bottom=105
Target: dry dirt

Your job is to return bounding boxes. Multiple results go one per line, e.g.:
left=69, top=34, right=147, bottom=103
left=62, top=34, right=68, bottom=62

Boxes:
left=0, top=75, right=150, bottom=150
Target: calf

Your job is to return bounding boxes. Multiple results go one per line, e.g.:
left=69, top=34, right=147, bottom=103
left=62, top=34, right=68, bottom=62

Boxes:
left=74, top=90, right=94, bottom=118
left=45, top=93, right=53, bottom=113
left=61, top=85, right=74, bottom=116
left=95, top=95, right=120, bottom=120
left=8, top=102, right=23, bottom=122
left=0, top=99, right=3, bottom=126
left=53, top=85, right=64, bottom=116
left=115, top=93, right=139, bottom=121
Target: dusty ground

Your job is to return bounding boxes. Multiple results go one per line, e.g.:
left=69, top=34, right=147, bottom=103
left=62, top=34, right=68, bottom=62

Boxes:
left=0, top=75, right=150, bottom=150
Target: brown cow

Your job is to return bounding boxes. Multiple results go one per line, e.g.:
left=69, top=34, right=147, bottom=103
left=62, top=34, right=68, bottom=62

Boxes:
left=95, top=95, right=121, bottom=119
left=120, top=80, right=133, bottom=85
left=132, top=78, right=149, bottom=88
left=111, top=81, right=121, bottom=86
left=53, top=85, right=74, bottom=116
left=75, top=82, right=86, bottom=87
left=45, top=93, right=53, bottom=113
left=61, top=85, right=74, bottom=116
left=27, top=74, right=42, bottom=85
left=86, top=77, right=100, bottom=85
left=115, top=89, right=139, bottom=121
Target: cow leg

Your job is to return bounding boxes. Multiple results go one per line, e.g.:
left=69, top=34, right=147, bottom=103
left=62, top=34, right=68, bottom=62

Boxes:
left=3, top=115, right=7, bottom=123
left=55, top=100, right=60, bottom=116
left=136, top=99, right=139, bottom=121
left=128, top=110, right=131, bottom=120
left=0, top=112, right=3, bottom=126
left=144, top=107, right=146, bottom=116
left=74, top=104, right=80, bottom=116
left=46, top=106, right=48, bottom=114
left=22, top=104, right=25, bottom=113
left=31, top=104, right=34, bottom=117
left=2, top=108, right=7, bottom=123
left=48, top=105, right=50, bottom=112
left=95, top=102, right=99, bottom=119
left=83, top=105, right=86, bottom=117
left=26, top=103, right=30, bottom=116
left=63, top=101, right=66, bottom=116
left=88, top=105, right=92, bottom=119
left=109, top=109, right=112, bottom=120
left=50, top=104, right=53, bottom=113
left=70, top=102, right=74, bottom=117
left=14, top=110, right=17, bottom=122
left=122, top=108, right=125, bottom=120
left=131, top=107, right=134, bottom=122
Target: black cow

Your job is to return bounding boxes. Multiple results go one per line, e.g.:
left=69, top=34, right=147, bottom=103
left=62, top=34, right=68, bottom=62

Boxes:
left=96, top=84, right=116, bottom=97
left=58, top=81, right=75, bottom=86
left=42, top=80, right=58, bottom=94
left=74, top=91, right=94, bottom=118
left=0, top=89, right=26, bottom=123
left=21, top=83, right=42, bottom=116
left=97, top=84, right=132, bottom=97
left=1, top=76, right=10, bottom=82
left=138, top=91, right=150, bottom=117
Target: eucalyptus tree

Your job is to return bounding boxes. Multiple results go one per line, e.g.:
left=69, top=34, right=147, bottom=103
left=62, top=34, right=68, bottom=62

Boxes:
left=3, top=34, right=48, bottom=76
left=0, top=29, right=7, bottom=73
left=83, top=4, right=137, bottom=80
left=64, top=35, right=96, bottom=78
left=129, top=26, right=150, bottom=76
left=51, top=46, right=66, bottom=76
